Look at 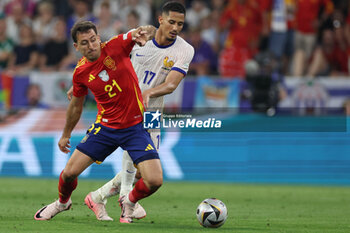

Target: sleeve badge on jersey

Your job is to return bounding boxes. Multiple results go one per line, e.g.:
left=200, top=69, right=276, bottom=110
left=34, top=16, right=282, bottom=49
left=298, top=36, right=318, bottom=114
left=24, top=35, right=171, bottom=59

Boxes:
left=123, top=33, right=128, bottom=40
left=182, top=62, right=189, bottom=70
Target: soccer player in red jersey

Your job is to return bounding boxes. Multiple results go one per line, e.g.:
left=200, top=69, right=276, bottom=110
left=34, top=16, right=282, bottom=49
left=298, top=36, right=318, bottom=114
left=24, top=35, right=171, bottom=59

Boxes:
left=34, top=21, right=162, bottom=222
left=82, top=2, right=194, bottom=223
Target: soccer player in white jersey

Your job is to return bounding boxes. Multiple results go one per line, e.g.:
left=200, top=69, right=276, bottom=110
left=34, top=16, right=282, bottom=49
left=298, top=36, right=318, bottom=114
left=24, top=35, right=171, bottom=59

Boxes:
left=81, top=1, right=194, bottom=223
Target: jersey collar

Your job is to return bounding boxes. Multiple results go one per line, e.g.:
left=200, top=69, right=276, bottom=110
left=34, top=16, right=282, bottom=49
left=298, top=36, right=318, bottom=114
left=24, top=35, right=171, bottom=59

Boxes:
left=152, top=37, right=176, bottom=49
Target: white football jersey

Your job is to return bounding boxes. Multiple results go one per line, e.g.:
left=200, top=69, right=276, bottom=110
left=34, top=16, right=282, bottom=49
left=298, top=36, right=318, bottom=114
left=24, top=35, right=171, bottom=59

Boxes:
left=130, top=36, right=194, bottom=109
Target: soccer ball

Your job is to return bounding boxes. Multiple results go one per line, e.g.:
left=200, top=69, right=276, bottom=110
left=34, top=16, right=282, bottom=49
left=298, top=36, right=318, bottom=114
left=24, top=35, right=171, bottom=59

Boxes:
left=196, top=198, right=228, bottom=228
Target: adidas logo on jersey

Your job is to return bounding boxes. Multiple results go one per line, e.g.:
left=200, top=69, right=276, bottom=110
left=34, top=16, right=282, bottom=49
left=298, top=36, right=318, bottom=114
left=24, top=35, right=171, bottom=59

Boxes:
left=89, top=74, right=96, bottom=82
left=145, top=144, right=154, bottom=151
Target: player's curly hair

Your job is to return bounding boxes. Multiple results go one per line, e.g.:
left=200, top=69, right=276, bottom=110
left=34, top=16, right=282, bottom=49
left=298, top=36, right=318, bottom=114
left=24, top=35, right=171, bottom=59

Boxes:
left=162, top=1, right=186, bottom=15
left=71, top=21, right=97, bottom=43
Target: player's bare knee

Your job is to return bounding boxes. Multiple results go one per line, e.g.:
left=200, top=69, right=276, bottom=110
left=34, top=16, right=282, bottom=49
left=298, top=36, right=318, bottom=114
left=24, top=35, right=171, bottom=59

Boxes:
left=145, top=175, right=163, bottom=191
left=62, top=169, right=78, bottom=182
left=153, top=176, right=163, bottom=188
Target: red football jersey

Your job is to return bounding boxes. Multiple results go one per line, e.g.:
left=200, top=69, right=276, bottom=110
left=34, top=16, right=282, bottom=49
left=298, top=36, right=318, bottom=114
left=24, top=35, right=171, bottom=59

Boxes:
left=72, top=32, right=144, bottom=129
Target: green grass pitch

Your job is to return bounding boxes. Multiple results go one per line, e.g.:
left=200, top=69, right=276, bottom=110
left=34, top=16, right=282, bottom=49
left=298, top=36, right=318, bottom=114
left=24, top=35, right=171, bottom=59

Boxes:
left=0, top=177, right=349, bottom=233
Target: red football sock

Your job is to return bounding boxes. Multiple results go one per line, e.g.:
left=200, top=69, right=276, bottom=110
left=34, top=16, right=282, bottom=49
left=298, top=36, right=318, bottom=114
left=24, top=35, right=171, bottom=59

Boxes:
left=128, top=178, right=155, bottom=203
left=58, top=171, right=78, bottom=203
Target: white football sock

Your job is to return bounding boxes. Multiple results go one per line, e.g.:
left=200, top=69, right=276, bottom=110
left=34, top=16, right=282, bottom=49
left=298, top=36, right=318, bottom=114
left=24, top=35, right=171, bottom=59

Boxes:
left=91, top=172, right=121, bottom=205
left=120, top=151, right=137, bottom=197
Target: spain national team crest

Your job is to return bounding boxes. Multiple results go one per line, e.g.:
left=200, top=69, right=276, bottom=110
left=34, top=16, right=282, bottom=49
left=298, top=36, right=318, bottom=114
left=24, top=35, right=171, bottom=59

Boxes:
left=103, top=56, right=116, bottom=70
left=98, top=70, right=109, bottom=82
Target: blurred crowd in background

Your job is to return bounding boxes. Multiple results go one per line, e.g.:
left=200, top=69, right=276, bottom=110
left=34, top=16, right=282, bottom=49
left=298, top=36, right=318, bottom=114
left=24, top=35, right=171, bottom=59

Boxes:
left=0, top=0, right=350, bottom=79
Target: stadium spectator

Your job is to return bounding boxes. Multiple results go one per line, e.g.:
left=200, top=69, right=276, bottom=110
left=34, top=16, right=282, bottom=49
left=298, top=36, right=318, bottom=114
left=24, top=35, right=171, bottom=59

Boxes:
left=218, top=0, right=263, bottom=78
left=38, top=19, right=70, bottom=72
left=52, top=0, right=74, bottom=19
left=186, top=0, right=211, bottom=29
left=345, top=4, right=350, bottom=73
left=219, top=0, right=262, bottom=78
left=210, top=6, right=226, bottom=53
left=32, top=1, right=58, bottom=46
left=0, top=0, right=10, bottom=15
left=219, top=0, right=262, bottom=55
left=3, top=0, right=37, bottom=18
left=306, top=27, right=348, bottom=77
left=219, top=46, right=251, bottom=78
left=210, top=0, right=225, bottom=11
left=0, top=13, right=14, bottom=70
left=208, top=0, right=225, bottom=50
left=200, top=15, right=220, bottom=53
left=66, top=0, right=97, bottom=37
left=92, top=0, right=121, bottom=19
left=188, top=27, right=217, bottom=75
left=5, top=1, right=32, bottom=45
left=266, top=0, right=296, bottom=75
left=6, top=23, right=38, bottom=75
left=119, top=0, right=151, bottom=27
left=25, top=83, right=49, bottom=108
left=291, top=0, right=334, bottom=77
left=125, top=10, right=141, bottom=32
left=96, top=0, right=122, bottom=42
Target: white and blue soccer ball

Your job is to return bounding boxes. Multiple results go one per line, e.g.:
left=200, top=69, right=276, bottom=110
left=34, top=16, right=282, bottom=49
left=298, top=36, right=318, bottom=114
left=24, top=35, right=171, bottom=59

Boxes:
left=196, top=198, right=228, bottom=228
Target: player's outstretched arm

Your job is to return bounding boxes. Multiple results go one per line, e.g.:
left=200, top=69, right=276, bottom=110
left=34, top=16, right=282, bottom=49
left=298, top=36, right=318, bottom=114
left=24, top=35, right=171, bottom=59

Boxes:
left=142, top=70, right=184, bottom=107
left=131, top=25, right=156, bottom=46
left=58, top=95, right=85, bottom=153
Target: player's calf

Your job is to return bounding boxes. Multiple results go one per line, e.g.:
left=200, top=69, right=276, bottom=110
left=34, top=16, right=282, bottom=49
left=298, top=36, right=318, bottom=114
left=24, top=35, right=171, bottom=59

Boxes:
left=143, top=175, right=163, bottom=192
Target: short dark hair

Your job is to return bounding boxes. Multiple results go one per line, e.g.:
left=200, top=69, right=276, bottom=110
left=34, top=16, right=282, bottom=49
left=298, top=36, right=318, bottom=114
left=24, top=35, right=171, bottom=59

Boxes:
left=71, top=21, right=97, bottom=43
left=162, top=1, right=186, bottom=15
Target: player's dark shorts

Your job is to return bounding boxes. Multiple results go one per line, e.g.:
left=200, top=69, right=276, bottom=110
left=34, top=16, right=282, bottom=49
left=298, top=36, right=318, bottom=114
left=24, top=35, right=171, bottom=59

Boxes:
left=76, top=122, right=159, bottom=165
